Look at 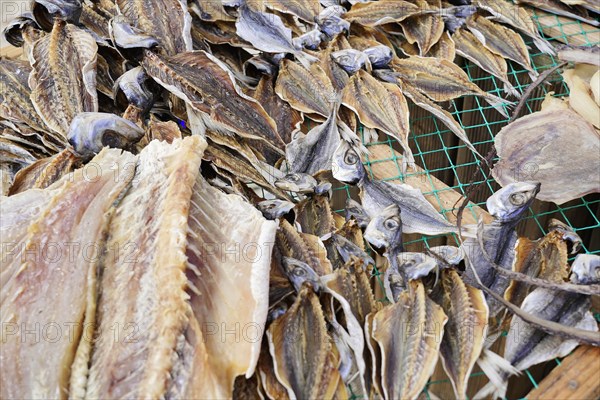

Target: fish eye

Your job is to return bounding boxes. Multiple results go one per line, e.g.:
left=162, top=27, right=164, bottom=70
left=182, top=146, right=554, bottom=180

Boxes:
left=288, top=174, right=300, bottom=182
left=344, top=149, right=359, bottom=165
left=384, top=217, right=399, bottom=231
left=267, top=203, right=276, bottom=209
left=294, top=267, right=306, bottom=277
left=510, top=192, right=526, bottom=206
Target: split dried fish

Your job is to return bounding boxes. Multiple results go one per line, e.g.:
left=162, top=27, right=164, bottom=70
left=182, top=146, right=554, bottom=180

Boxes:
left=29, top=20, right=98, bottom=137
left=516, top=0, right=600, bottom=27
left=370, top=280, right=447, bottom=400
left=492, top=96, right=600, bottom=204
left=343, top=0, right=422, bottom=26
left=399, top=0, right=444, bottom=55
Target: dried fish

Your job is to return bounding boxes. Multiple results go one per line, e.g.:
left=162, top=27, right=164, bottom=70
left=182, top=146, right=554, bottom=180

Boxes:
left=318, top=5, right=350, bottom=38
left=116, top=0, right=192, bottom=54
left=275, top=173, right=318, bottom=193
left=452, top=28, right=520, bottom=98
left=258, top=199, right=295, bottom=220
left=109, top=16, right=159, bottom=49
left=342, top=70, right=414, bottom=169
left=475, top=0, right=555, bottom=54
left=332, top=49, right=371, bottom=74
left=267, top=285, right=343, bottom=399
left=563, top=67, right=600, bottom=128
left=141, top=50, right=285, bottom=152
left=516, top=0, right=599, bottom=27
left=332, top=141, right=463, bottom=236
left=1, top=148, right=136, bottom=400
left=345, top=198, right=371, bottom=228
left=400, top=0, right=445, bottom=55
left=571, top=254, right=600, bottom=284
left=390, top=56, right=511, bottom=117
left=492, top=99, right=600, bottom=204
left=462, top=182, right=541, bottom=317
left=437, top=269, right=488, bottom=400
left=254, top=75, right=302, bottom=144
left=236, top=4, right=317, bottom=68
left=343, top=0, right=422, bottom=26
left=189, top=0, right=235, bottom=22
left=371, top=280, right=447, bottom=400
left=466, top=13, right=538, bottom=80
left=363, top=45, right=394, bottom=68
left=264, top=0, right=322, bottom=23
left=427, top=31, right=456, bottom=60
left=28, top=20, right=98, bottom=137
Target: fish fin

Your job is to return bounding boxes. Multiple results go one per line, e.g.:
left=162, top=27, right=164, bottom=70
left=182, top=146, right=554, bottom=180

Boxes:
left=483, top=93, right=512, bottom=118
left=503, top=81, right=522, bottom=99
left=533, top=37, right=556, bottom=56
left=475, top=349, right=519, bottom=400
left=458, top=223, right=478, bottom=239
left=528, top=70, right=539, bottom=82
left=295, top=51, right=319, bottom=69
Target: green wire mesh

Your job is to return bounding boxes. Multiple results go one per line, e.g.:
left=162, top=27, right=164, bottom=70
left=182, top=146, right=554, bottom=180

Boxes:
left=336, top=9, right=599, bottom=400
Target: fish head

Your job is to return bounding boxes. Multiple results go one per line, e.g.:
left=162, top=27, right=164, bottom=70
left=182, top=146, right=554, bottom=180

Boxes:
left=363, top=45, right=393, bottom=69
left=332, top=140, right=365, bottom=184
left=344, top=198, right=370, bottom=228
left=282, top=257, right=321, bottom=292
left=548, top=219, right=582, bottom=254
left=257, top=199, right=295, bottom=220
left=32, top=0, right=82, bottom=30
left=68, top=112, right=145, bottom=160
left=293, top=29, right=323, bottom=50
left=314, top=181, right=333, bottom=196
left=397, top=252, right=438, bottom=281
left=318, top=6, right=349, bottom=38
left=113, top=67, right=155, bottom=111
left=2, top=13, right=38, bottom=47
left=570, top=254, right=600, bottom=284
left=364, top=204, right=402, bottom=251
left=487, top=181, right=540, bottom=222
left=428, top=245, right=464, bottom=266
left=331, top=49, right=369, bottom=74
left=275, top=173, right=318, bottom=193
left=331, top=233, right=375, bottom=269
left=109, top=16, right=159, bottom=49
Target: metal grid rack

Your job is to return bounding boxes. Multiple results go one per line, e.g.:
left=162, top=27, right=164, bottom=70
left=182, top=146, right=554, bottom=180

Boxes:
left=332, top=9, right=600, bottom=400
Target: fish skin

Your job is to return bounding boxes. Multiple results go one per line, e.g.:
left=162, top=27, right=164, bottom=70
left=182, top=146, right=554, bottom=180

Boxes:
left=452, top=28, right=520, bottom=98
left=258, top=199, right=295, bottom=220
left=371, top=280, right=448, bottom=400
left=0, top=59, right=51, bottom=136
left=344, top=0, right=422, bottom=26
left=465, top=14, right=538, bottom=80
left=437, top=270, right=489, bottom=400
left=29, top=20, right=98, bottom=137
left=516, top=0, right=599, bottom=27
left=275, top=59, right=337, bottom=118
left=400, top=0, right=444, bottom=55
left=275, top=173, right=318, bottom=194
left=254, top=75, right=302, bottom=145
left=116, top=0, right=192, bottom=54
left=285, top=110, right=342, bottom=175
left=296, top=193, right=337, bottom=237
left=427, top=31, right=456, bottom=60
left=345, top=198, right=371, bottom=228
left=320, top=35, right=353, bottom=93
left=267, top=285, right=343, bottom=399
left=85, top=138, right=205, bottom=399
left=189, top=0, right=235, bottom=22
left=8, top=149, right=81, bottom=195
left=1, top=148, right=136, bottom=400
left=141, top=50, right=285, bottom=152
left=263, top=0, right=322, bottom=23
left=277, top=219, right=332, bottom=276
left=342, top=70, right=414, bottom=168
left=475, top=0, right=555, bottom=54
left=390, top=56, right=511, bottom=117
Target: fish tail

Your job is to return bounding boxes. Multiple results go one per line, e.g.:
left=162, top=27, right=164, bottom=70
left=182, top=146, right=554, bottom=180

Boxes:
left=475, top=349, right=519, bottom=400
left=295, top=51, right=318, bottom=69
left=533, top=37, right=556, bottom=56
left=483, top=93, right=512, bottom=118
left=527, top=69, right=540, bottom=82
left=503, top=81, right=521, bottom=99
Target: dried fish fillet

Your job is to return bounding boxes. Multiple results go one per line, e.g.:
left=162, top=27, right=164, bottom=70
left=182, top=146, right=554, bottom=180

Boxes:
left=1, top=148, right=136, bottom=400
left=438, top=270, right=488, bottom=400
left=371, top=281, right=447, bottom=400
left=9, top=149, right=80, bottom=195
left=563, top=68, right=600, bottom=128
left=142, top=50, right=285, bottom=152
left=492, top=106, right=600, bottom=204
left=267, top=285, right=342, bottom=399
left=264, top=0, right=322, bottom=23
left=427, top=31, right=456, bottom=61
left=28, top=20, right=98, bottom=137
left=399, top=0, right=444, bottom=55
left=86, top=137, right=205, bottom=399
left=182, top=169, right=277, bottom=398
left=254, top=75, right=302, bottom=144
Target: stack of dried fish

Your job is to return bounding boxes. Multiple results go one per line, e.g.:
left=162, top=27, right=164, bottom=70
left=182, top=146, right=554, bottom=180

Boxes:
left=2, top=0, right=600, bottom=398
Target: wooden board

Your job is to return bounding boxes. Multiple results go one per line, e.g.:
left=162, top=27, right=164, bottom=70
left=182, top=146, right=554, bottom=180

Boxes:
left=526, top=346, right=600, bottom=400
